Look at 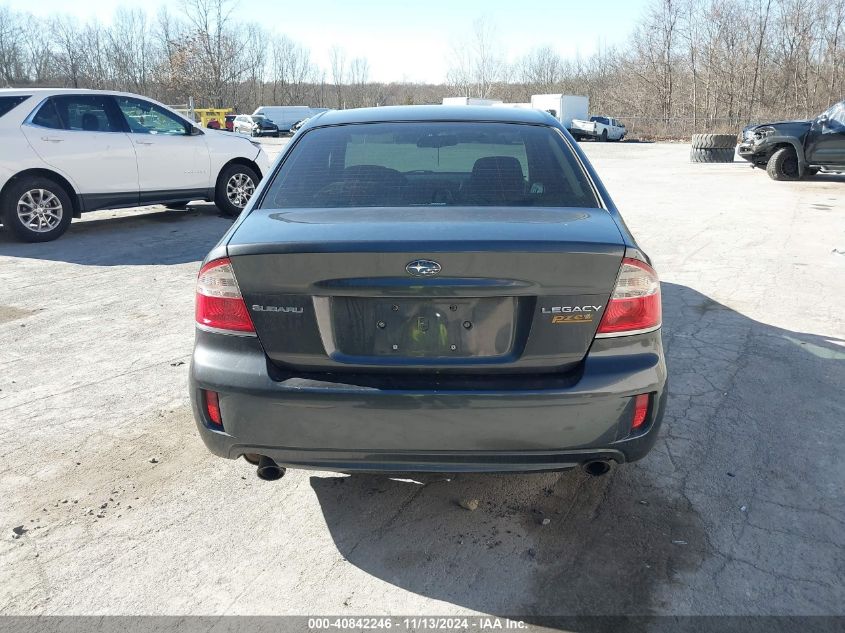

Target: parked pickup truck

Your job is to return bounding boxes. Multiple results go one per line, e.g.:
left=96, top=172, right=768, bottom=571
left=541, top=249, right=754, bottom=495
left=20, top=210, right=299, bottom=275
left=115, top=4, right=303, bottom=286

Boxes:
left=737, top=99, right=845, bottom=180
left=571, top=116, right=626, bottom=142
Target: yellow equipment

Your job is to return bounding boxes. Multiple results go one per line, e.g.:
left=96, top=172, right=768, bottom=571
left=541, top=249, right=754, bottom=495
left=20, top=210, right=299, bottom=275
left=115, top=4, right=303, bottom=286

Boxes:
left=193, top=108, right=233, bottom=128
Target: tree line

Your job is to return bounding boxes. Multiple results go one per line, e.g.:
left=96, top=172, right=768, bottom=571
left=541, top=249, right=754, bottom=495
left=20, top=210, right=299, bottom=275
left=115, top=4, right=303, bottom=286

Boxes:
left=449, top=0, right=844, bottom=136
left=1, top=0, right=842, bottom=137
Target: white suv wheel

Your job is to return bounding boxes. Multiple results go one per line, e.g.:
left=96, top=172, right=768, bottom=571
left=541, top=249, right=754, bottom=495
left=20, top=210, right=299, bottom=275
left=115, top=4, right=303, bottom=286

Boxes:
left=17, top=188, right=64, bottom=232
left=226, top=173, right=256, bottom=209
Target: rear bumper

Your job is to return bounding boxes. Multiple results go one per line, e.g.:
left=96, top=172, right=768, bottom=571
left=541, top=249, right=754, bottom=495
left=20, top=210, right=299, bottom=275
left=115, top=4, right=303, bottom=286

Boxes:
left=189, top=329, right=667, bottom=473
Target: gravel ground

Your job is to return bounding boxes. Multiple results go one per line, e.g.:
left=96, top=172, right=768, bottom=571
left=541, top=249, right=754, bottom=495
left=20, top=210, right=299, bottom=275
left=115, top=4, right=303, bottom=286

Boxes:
left=0, top=141, right=843, bottom=621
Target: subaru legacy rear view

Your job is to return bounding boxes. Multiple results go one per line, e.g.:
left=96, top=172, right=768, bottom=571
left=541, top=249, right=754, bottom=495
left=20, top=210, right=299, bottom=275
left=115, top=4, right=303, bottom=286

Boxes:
left=189, top=106, right=667, bottom=479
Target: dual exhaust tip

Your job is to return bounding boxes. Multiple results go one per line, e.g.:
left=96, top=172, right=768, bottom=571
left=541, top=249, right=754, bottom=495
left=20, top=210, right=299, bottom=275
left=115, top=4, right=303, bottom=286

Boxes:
left=257, top=456, right=285, bottom=481
left=581, top=459, right=612, bottom=477
left=245, top=454, right=286, bottom=480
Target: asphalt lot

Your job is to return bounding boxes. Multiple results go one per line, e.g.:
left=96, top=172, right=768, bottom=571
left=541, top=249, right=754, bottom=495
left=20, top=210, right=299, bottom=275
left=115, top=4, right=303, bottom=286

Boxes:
left=0, top=141, right=843, bottom=622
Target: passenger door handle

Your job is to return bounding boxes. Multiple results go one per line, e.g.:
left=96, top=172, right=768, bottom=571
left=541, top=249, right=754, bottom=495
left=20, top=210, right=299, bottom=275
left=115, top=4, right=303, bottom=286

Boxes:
left=41, top=136, right=63, bottom=143
left=135, top=140, right=154, bottom=145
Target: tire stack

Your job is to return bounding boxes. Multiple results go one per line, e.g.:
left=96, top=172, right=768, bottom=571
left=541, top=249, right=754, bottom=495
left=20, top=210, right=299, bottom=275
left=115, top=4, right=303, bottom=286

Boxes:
left=690, top=134, right=737, bottom=163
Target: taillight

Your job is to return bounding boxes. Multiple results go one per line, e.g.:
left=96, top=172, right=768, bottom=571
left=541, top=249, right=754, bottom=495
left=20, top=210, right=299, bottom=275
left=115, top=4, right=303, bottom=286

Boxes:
left=631, top=393, right=650, bottom=430
left=596, top=257, right=661, bottom=337
left=195, top=258, right=255, bottom=334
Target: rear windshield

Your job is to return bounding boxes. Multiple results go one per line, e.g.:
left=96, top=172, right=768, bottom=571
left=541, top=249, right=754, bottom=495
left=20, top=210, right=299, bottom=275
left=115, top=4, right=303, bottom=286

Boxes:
left=0, top=96, right=29, bottom=119
left=259, top=122, right=599, bottom=209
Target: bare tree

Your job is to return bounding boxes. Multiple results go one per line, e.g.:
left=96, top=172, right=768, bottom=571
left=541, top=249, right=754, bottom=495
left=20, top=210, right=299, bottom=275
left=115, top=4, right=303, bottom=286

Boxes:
left=348, top=57, right=370, bottom=107
left=518, top=46, right=562, bottom=93
left=23, top=14, right=55, bottom=85
left=640, top=0, right=680, bottom=122
left=240, top=23, right=268, bottom=108
left=680, top=0, right=702, bottom=127
left=108, top=8, right=156, bottom=94
left=179, top=0, right=244, bottom=106
left=822, top=0, right=845, bottom=106
left=51, top=16, right=86, bottom=88
left=748, top=0, right=774, bottom=120
left=270, top=36, right=317, bottom=104
left=82, top=21, right=111, bottom=90
left=329, top=46, right=347, bottom=108
left=0, top=7, right=23, bottom=86
left=446, top=17, right=504, bottom=98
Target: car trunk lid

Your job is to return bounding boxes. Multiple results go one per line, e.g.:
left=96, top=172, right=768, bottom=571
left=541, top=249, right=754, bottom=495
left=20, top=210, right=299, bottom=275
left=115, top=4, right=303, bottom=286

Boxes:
left=228, top=207, right=625, bottom=373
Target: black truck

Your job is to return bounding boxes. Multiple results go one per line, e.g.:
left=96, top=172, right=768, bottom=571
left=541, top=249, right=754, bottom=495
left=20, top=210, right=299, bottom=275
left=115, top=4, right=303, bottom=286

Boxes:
left=738, top=100, right=845, bottom=180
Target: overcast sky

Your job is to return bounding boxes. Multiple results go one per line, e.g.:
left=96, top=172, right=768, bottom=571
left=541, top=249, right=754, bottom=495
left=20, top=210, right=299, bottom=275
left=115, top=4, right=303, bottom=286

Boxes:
left=3, top=0, right=645, bottom=83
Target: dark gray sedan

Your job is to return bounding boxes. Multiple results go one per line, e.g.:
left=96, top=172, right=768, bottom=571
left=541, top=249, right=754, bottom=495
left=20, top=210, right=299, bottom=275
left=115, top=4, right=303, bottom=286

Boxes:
left=190, top=106, right=667, bottom=480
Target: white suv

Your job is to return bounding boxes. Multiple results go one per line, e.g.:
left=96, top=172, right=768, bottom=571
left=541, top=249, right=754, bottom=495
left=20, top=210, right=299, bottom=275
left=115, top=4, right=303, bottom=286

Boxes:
left=0, top=89, right=270, bottom=242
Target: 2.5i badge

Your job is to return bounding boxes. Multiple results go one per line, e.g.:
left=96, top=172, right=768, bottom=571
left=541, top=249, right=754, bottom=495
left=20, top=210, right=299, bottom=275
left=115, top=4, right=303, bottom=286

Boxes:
left=551, top=314, right=594, bottom=324
left=541, top=305, right=603, bottom=325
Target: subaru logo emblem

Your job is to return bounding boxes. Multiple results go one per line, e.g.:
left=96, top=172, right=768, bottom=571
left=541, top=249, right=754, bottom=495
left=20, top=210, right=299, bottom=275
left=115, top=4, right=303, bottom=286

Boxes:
left=406, top=259, right=441, bottom=277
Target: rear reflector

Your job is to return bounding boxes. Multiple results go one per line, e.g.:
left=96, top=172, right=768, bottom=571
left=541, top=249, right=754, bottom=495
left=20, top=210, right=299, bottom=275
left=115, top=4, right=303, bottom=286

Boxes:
left=631, top=393, right=650, bottom=430
left=596, top=257, right=661, bottom=337
left=203, top=390, right=222, bottom=426
left=195, top=258, right=255, bottom=334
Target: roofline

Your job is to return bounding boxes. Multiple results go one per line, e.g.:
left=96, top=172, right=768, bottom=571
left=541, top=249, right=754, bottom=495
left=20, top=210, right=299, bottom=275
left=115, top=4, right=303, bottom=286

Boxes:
left=0, top=87, right=118, bottom=94
left=0, top=87, right=196, bottom=126
left=300, top=105, right=560, bottom=133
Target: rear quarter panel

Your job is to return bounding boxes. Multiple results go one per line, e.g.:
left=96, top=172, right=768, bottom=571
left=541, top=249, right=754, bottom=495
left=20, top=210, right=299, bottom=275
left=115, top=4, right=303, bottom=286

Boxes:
left=0, top=124, right=81, bottom=196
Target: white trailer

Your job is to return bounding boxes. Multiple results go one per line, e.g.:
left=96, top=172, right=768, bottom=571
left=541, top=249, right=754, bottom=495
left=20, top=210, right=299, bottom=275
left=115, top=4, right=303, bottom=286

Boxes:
left=529, top=94, right=589, bottom=131
left=442, top=97, right=503, bottom=106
